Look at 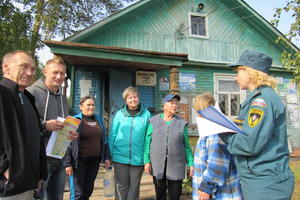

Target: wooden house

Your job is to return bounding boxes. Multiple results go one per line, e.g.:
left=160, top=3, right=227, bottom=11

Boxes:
left=44, top=0, right=300, bottom=154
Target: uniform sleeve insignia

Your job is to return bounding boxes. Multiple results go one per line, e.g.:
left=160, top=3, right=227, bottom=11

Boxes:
left=251, top=98, right=266, bottom=107
left=233, top=118, right=244, bottom=129
left=248, top=108, right=264, bottom=127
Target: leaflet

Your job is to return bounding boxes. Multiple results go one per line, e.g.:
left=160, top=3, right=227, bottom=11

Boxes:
left=196, top=106, right=243, bottom=137
left=46, top=116, right=80, bottom=159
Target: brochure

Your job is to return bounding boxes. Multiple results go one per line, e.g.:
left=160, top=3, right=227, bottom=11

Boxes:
left=46, top=116, right=81, bottom=159
left=196, top=106, right=243, bottom=137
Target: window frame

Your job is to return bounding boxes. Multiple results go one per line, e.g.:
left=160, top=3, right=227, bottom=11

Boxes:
left=214, top=73, right=246, bottom=119
left=188, top=12, right=209, bottom=39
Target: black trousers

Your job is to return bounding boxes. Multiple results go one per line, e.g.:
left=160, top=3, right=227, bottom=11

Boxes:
left=72, top=156, right=100, bottom=200
left=152, top=163, right=183, bottom=200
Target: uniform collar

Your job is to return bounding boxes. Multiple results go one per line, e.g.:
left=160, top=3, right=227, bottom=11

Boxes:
left=240, top=87, right=264, bottom=109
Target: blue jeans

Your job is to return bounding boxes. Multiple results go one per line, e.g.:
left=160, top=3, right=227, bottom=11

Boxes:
left=41, top=158, right=66, bottom=200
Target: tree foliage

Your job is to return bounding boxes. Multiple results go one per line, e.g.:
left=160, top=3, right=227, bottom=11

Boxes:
left=0, top=0, right=135, bottom=79
left=1, top=0, right=135, bottom=55
left=272, top=0, right=300, bottom=80
left=0, top=0, right=32, bottom=59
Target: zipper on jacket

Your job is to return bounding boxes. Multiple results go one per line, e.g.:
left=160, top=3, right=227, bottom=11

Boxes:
left=166, top=126, right=169, bottom=157
left=129, top=117, right=134, bottom=164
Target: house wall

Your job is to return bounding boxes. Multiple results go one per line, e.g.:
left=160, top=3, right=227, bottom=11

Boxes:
left=79, top=0, right=282, bottom=66
left=153, top=67, right=300, bottom=149
left=72, top=67, right=104, bottom=118
left=67, top=0, right=300, bottom=150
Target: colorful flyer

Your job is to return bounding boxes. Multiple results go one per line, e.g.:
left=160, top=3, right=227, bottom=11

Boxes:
left=46, top=116, right=81, bottom=159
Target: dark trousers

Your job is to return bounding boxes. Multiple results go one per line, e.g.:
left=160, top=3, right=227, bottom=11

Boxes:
left=153, top=171, right=183, bottom=200
left=72, top=156, right=100, bottom=200
left=113, top=162, right=144, bottom=200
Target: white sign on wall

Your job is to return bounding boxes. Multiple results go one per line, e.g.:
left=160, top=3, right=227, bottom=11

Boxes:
left=136, top=71, right=156, bottom=86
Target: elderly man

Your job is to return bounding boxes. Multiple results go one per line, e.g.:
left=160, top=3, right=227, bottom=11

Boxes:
left=0, top=50, right=47, bottom=199
left=27, top=58, right=78, bottom=200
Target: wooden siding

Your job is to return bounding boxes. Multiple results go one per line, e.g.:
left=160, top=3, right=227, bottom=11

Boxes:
left=79, top=0, right=283, bottom=66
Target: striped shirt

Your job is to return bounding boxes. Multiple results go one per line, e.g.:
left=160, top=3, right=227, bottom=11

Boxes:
left=192, top=135, right=243, bottom=200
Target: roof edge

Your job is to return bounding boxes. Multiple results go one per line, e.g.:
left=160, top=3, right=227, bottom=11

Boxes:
left=44, top=40, right=188, bottom=60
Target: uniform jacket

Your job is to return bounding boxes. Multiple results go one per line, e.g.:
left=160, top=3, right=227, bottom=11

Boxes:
left=219, top=86, right=294, bottom=198
left=64, top=113, right=111, bottom=168
left=27, top=79, right=69, bottom=146
left=192, top=135, right=242, bottom=200
left=108, top=104, right=150, bottom=166
left=0, top=78, right=47, bottom=197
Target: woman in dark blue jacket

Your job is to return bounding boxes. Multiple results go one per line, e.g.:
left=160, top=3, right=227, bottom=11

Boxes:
left=64, top=95, right=111, bottom=200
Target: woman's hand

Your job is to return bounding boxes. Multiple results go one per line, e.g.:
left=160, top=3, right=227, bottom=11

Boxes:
left=66, top=166, right=73, bottom=176
left=198, top=190, right=210, bottom=200
left=105, top=160, right=111, bottom=168
left=144, top=163, right=151, bottom=174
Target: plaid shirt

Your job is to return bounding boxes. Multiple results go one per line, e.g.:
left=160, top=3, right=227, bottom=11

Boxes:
left=192, top=135, right=243, bottom=200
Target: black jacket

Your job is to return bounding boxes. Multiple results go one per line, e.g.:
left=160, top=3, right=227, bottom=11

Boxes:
left=0, top=78, right=47, bottom=197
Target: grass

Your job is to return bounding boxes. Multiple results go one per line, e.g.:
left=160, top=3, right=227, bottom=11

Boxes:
left=291, top=159, right=300, bottom=200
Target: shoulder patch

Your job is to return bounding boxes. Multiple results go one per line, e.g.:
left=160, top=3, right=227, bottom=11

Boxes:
left=248, top=108, right=264, bottom=128
left=251, top=98, right=266, bottom=108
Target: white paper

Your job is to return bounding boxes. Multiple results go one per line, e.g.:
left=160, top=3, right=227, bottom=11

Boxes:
left=196, top=117, right=237, bottom=137
left=46, top=117, right=65, bottom=159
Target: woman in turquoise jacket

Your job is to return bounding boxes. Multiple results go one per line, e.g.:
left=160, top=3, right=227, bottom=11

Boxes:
left=108, top=86, right=151, bottom=200
left=220, top=50, right=294, bottom=200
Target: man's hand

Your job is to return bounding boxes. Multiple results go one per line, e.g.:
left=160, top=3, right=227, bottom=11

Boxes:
left=144, top=163, right=151, bottom=174
left=3, top=170, right=9, bottom=180
left=68, top=131, right=79, bottom=141
left=65, top=166, right=73, bottom=176
left=45, top=120, right=64, bottom=132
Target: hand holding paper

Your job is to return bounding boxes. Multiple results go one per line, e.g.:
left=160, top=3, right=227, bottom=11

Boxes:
left=46, top=116, right=81, bottom=159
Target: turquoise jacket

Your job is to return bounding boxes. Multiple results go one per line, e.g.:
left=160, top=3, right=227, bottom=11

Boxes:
left=220, top=86, right=294, bottom=200
left=108, top=104, right=151, bottom=166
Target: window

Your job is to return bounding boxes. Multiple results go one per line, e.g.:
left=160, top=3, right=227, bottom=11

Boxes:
left=189, top=12, right=208, bottom=38
left=214, top=74, right=246, bottom=119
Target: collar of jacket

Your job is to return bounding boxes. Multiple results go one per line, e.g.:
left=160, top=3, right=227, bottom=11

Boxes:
left=1, top=78, right=35, bottom=102
left=1, top=77, right=20, bottom=91
left=73, top=112, right=106, bottom=135
left=240, top=86, right=269, bottom=109
left=121, top=103, right=144, bottom=117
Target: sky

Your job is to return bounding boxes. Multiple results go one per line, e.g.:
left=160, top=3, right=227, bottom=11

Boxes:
left=36, top=0, right=295, bottom=64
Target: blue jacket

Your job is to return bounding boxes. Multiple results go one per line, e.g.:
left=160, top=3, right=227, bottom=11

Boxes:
left=64, top=113, right=111, bottom=168
left=109, top=104, right=150, bottom=166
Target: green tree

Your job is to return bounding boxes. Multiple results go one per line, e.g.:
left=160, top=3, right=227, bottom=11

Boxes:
left=0, top=0, right=135, bottom=79
left=272, top=0, right=300, bottom=80
left=14, top=0, right=135, bottom=53
left=0, top=0, right=32, bottom=58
